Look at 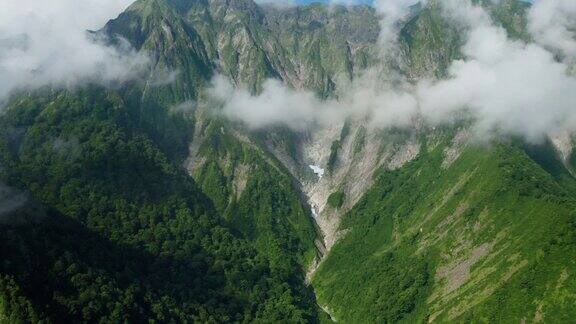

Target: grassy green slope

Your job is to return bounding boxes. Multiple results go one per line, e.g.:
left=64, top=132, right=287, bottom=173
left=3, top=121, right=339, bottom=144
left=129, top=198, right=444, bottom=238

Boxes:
left=313, top=132, right=576, bottom=323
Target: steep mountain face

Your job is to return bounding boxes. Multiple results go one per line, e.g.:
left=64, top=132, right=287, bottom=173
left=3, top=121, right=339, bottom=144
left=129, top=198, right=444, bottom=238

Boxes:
left=313, top=133, right=576, bottom=322
left=398, top=2, right=463, bottom=79
left=100, top=0, right=528, bottom=101
left=104, top=0, right=213, bottom=103
left=260, top=4, right=380, bottom=95
left=184, top=113, right=322, bottom=277
left=104, top=0, right=383, bottom=97
left=1, top=0, right=576, bottom=322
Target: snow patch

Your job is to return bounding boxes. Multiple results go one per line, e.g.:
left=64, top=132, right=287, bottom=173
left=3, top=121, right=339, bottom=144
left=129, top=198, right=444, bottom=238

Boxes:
left=309, top=165, right=325, bottom=179
left=311, top=205, right=318, bottom=218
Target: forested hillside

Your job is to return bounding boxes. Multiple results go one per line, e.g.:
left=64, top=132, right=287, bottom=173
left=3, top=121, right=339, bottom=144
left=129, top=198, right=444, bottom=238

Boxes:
left=0, top=88, right=321, bottom=322
left=1, top=0, right=575, bottom=322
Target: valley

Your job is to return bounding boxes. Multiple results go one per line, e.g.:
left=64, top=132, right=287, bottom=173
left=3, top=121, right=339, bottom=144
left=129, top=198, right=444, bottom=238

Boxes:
left=1, top=0, right=576, bottom=322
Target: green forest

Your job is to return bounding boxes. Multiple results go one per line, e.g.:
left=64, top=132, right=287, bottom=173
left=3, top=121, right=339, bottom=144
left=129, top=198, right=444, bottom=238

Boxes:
left=0, top=88, right=321, bottom=322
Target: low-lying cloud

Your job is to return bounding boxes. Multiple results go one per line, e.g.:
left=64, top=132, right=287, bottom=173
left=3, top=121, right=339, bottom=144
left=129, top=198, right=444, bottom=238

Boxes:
left=418, top=0, right=576, bottom=141
left=210, top=0, right=576, bottom=143
left=374, top=0, right=422, bottom=53
left=0, top=183, right=29, bottom=220
left=211, top=75, right=328, bottom=130
left=0, top=0, right=145, bottom=101
left=529, top=0, right=576, bottom=59
left=211, top=69, right=418, bottom=130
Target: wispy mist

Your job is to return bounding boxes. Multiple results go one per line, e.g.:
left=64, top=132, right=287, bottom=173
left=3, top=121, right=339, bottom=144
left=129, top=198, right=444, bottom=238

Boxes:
left=0, top=0, right=145, bottom=101
left=210, top=0, right=576, bottom=143
left=529, top=0, right=576, bottom=59
left=374, top=0, right=422, bottom=55
left=416, top=0, right=576, bottom=141
left=0, top=183, right=28, bottom=221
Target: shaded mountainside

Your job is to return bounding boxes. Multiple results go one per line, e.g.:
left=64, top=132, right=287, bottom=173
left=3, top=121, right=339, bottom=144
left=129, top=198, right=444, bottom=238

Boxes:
left=184, top=113, right=321, bottom=277
left=1, top=0, right=576, bottom=323
left=0, top=88, right=323, bottom=322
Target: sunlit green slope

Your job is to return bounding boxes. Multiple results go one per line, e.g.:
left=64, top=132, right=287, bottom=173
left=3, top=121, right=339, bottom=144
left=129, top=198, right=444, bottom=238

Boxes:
left=313, top=132, right=576, bottom=323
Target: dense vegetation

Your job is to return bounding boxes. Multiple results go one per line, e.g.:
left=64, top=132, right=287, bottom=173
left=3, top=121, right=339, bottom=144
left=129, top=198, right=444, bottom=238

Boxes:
left=1, top=0, right=574, bottom=322
left=191, top=118, right=320, bottom=280
left=326, top=192, right=345, bottom=209
left=313, top=133, right=576, bottom=322
left=0, top=88, right=320, bottom=322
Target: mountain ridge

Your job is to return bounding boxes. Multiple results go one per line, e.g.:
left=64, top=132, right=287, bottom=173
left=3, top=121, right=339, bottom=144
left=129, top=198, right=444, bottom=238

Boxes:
left=2, top=0, right=576, bottom=322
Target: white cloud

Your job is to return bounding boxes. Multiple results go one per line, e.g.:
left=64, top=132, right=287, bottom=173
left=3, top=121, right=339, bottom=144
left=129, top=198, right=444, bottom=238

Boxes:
left=209, top=0, right=576, bottom=143
left=210, top=75, right=329, bottom=130
left=209, top=70, right=418, bottom=130
left=417, top=28, right=576, bottom=141
left=0, top=0, right=146, bottom=101
left=528, top=0, right=576, bottom=59
left=415, top=0, right=576, bottom=141
left=374, top=0, right=422, bottom=45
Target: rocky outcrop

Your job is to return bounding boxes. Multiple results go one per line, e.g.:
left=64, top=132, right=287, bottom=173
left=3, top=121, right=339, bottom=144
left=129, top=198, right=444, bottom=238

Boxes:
left=442, top=128, right=470, bottom=168
left=550, top=131, right=573, bottom=166
left=263, top=120, right=425, bottom=263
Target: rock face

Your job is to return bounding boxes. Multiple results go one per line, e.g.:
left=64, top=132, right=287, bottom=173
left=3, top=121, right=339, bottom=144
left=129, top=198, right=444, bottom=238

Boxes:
left=442, top=128, right=470, bottom=169
left=103, top=0, right=382, bottom=99
left=102, top=0, right=533, bottom=104
left=102, top=0, right=485, bottom=103
left=262, top=120, right=426, bottom=261
left=550, top=131, right=574, bottom=166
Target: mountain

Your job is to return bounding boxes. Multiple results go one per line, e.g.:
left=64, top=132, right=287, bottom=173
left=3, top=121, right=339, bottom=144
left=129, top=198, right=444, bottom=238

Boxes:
left=313, top=132, right=576, bottom=322
left=0, top=87, right=325, bottom=322
left=1, top=0, right=575, bottom=322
